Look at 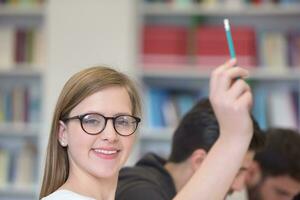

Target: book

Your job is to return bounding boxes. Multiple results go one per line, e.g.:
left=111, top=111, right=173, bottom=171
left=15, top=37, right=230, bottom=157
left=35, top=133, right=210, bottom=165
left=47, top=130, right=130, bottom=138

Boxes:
left=259, top=31, right=288, bottom=71
left=25, top=29, right=34, bottom=64
left=143, top=25, right=188, bottom=65
left=161, top=94, right=180, bottom=127
left=12, top=85, right=26, bottom=122
left=267, top=88, right=297, bottom=129
left=28, top=83, right=40, bottom=123
left=195, top=25, right=257, bottom=68
left=14, top=141, right=37, bottom=186
left=252, top=87, right=268, bottom=130
left=33, top=26, right=46, bottom=67
left=0, top=90, right=4, bottom=122
left=0, top=148, right=9, bottom=187
left=147, top=88, right=169, bottom=127
left=0, top=26, right=15, bottom=69
left=3, top=89, right=12, bottom=122
left=290, top=90, right=300, bottom=128
left=14, top=29, right=27, bottom=64
left=288, top=31, right=300, bottom=67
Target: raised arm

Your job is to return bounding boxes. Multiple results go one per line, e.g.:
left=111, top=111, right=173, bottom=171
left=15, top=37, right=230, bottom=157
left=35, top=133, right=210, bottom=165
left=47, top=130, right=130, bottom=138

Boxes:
left=174, top=59, right=253, bottom=200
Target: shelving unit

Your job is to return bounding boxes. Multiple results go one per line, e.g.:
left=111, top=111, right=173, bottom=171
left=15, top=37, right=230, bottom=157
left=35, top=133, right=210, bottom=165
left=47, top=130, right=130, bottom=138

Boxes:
left=0, top=2, right=45, bottom=200
left=0, top=71, right=42, bottom=200
left=136, top=1, right=300, bottom=160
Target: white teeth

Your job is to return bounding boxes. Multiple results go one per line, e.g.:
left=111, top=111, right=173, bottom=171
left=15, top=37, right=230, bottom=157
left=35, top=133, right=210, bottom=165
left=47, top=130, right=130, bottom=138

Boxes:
left=94, top=149, right=117, bottom=155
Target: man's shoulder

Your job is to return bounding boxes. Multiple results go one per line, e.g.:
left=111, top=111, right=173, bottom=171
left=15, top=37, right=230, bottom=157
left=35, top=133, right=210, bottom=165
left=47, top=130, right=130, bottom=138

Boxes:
left=118, top=164, right=162, bottom=187
left=116, top=154, right=175, bottom=200
left=119, top=153, right=168, bottom=186
left=116, top=183, right=169, bottom=200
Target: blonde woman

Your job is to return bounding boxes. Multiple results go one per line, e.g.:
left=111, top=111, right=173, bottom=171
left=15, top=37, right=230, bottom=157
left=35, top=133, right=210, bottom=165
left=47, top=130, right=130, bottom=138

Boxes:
left=40, top=66, right=141, bottom=200
left=40, top=59, right=253, bottom=200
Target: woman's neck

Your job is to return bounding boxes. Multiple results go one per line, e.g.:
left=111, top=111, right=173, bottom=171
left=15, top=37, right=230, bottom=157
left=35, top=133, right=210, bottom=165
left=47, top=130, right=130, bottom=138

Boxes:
left=60, top=169, right=118, bottom=200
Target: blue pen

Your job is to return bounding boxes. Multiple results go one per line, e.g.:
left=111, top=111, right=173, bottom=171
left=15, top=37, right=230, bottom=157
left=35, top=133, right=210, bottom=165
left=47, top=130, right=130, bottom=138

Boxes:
left=224, top=19, right=236, bottom=59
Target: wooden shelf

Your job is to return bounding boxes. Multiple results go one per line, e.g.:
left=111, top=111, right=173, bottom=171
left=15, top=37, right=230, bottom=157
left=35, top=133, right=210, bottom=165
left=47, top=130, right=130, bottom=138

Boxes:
left=141, top=66, right=300, bottom=81
left=141, top=3, right=300, bottom=16
left=0, top=123, right=40, bottom=137
left=0, top=5, right=44, bottom=17
left=0, top=67, right=42, bottom=77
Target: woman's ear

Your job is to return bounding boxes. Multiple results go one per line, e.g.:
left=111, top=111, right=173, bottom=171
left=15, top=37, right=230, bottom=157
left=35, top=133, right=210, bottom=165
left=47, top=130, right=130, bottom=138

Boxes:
left=190, top=149, right=207, bottom=172
left=58, top=120, right=68, bottom=147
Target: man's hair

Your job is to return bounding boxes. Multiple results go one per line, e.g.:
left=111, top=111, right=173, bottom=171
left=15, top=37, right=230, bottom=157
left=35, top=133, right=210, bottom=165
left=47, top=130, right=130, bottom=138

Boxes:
left=168, top=98, right=264, bottom=163
left=254, top=128, right=300, bottom=181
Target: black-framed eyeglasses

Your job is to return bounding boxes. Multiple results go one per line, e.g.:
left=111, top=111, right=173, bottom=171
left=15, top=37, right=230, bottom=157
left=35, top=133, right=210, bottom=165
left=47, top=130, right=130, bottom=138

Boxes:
left=62, top=113, right=141, bottom=136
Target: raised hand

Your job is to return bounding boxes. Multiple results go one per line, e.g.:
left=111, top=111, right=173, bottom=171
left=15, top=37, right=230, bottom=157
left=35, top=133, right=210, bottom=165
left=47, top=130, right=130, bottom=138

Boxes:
left=174, top=59, right=255, bottom=200
left=209, top=58, right=253, bottom=140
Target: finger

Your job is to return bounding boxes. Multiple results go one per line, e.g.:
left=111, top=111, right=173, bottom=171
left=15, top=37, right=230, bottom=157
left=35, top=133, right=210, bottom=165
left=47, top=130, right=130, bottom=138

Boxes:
left=212, top=59, right=237, bottom=80
left=210, top=59, right=237, bottom=95
left=223, top=58, right=237, bottom=68
left=218, top=67, right=250, bottom=92
left=227, top=79, right=251, bottom=100
left=236, top=90, right=253, bottom=112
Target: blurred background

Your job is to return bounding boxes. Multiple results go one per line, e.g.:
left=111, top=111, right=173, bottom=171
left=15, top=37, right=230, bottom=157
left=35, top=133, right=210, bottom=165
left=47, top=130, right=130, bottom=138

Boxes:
left=0, top=0, right=299, bottom=199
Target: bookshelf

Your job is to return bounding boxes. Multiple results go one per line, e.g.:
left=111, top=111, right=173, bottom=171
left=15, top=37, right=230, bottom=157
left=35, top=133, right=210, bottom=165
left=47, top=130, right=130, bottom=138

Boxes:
left=0, top=1, right=45, bottom=200
left=136, top=0, right=300, bottom=160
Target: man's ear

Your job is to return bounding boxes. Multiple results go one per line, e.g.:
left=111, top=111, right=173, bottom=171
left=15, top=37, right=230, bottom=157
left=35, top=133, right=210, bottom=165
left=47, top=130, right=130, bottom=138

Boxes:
left=58, top=120, right=68, bottom=147
left=189, top=149, right=207, bottom=172
left=246, top=160, right=262, bottom=187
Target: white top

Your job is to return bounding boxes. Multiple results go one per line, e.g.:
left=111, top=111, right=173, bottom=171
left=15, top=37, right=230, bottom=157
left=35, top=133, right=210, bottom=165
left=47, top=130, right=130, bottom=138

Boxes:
left=41, top=190, right=96, bottom=200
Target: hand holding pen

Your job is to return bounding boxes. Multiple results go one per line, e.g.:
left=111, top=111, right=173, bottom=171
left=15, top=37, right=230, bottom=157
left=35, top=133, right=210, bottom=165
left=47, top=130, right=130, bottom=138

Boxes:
left=209, top=19, right=253, bottom=139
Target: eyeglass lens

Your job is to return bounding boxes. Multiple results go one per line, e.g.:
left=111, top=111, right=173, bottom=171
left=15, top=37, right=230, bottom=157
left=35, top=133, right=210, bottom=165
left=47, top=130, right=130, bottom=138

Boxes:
left=81, top=113, right=138, bottom=136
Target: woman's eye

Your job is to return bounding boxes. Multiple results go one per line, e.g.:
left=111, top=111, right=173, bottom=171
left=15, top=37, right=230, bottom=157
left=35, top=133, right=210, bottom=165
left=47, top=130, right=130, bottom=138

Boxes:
left=116, top=119, right=130, bottom=126
left=84, top=118, right=101, bottom=125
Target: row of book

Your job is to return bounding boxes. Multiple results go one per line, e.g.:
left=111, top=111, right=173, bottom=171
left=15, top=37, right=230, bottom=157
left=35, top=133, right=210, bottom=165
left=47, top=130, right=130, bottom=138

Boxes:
left=0, top=84, right=40, bottom=123
left=146, top=88, right=206, bottom=127
left=0, top=0, right=44, bottom=5
left=145, top=86, right=299, bottom=130
left=0, top=138, right=38, bottom=188
left=0, top=27, right=45, bottom=69
left=144, top=0, right=300, bottom=5
left=142, top=25, right=300, bottom=69
left=261, top=31, right=300, bottom=69
left=252, top=86, right=299, bottom=130
left=139, top=87, right=299, bottom=160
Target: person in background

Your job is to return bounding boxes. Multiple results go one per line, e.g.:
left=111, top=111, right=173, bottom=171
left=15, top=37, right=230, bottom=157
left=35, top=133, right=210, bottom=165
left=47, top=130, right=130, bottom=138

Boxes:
left=40, top=58, right=255, bottom=200
left=246, top=128, right=300, bottom=200
left=116, top=97, right=265, bottom=200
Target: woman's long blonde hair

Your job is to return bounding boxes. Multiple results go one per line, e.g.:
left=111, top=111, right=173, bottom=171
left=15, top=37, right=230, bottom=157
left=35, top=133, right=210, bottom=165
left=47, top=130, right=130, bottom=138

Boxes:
left=39, top=66, right=141, bottom=198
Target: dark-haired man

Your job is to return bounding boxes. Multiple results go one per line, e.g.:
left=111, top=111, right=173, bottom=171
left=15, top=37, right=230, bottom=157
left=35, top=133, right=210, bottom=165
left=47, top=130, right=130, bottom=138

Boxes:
left=246, top=128, right=300, bottom=200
